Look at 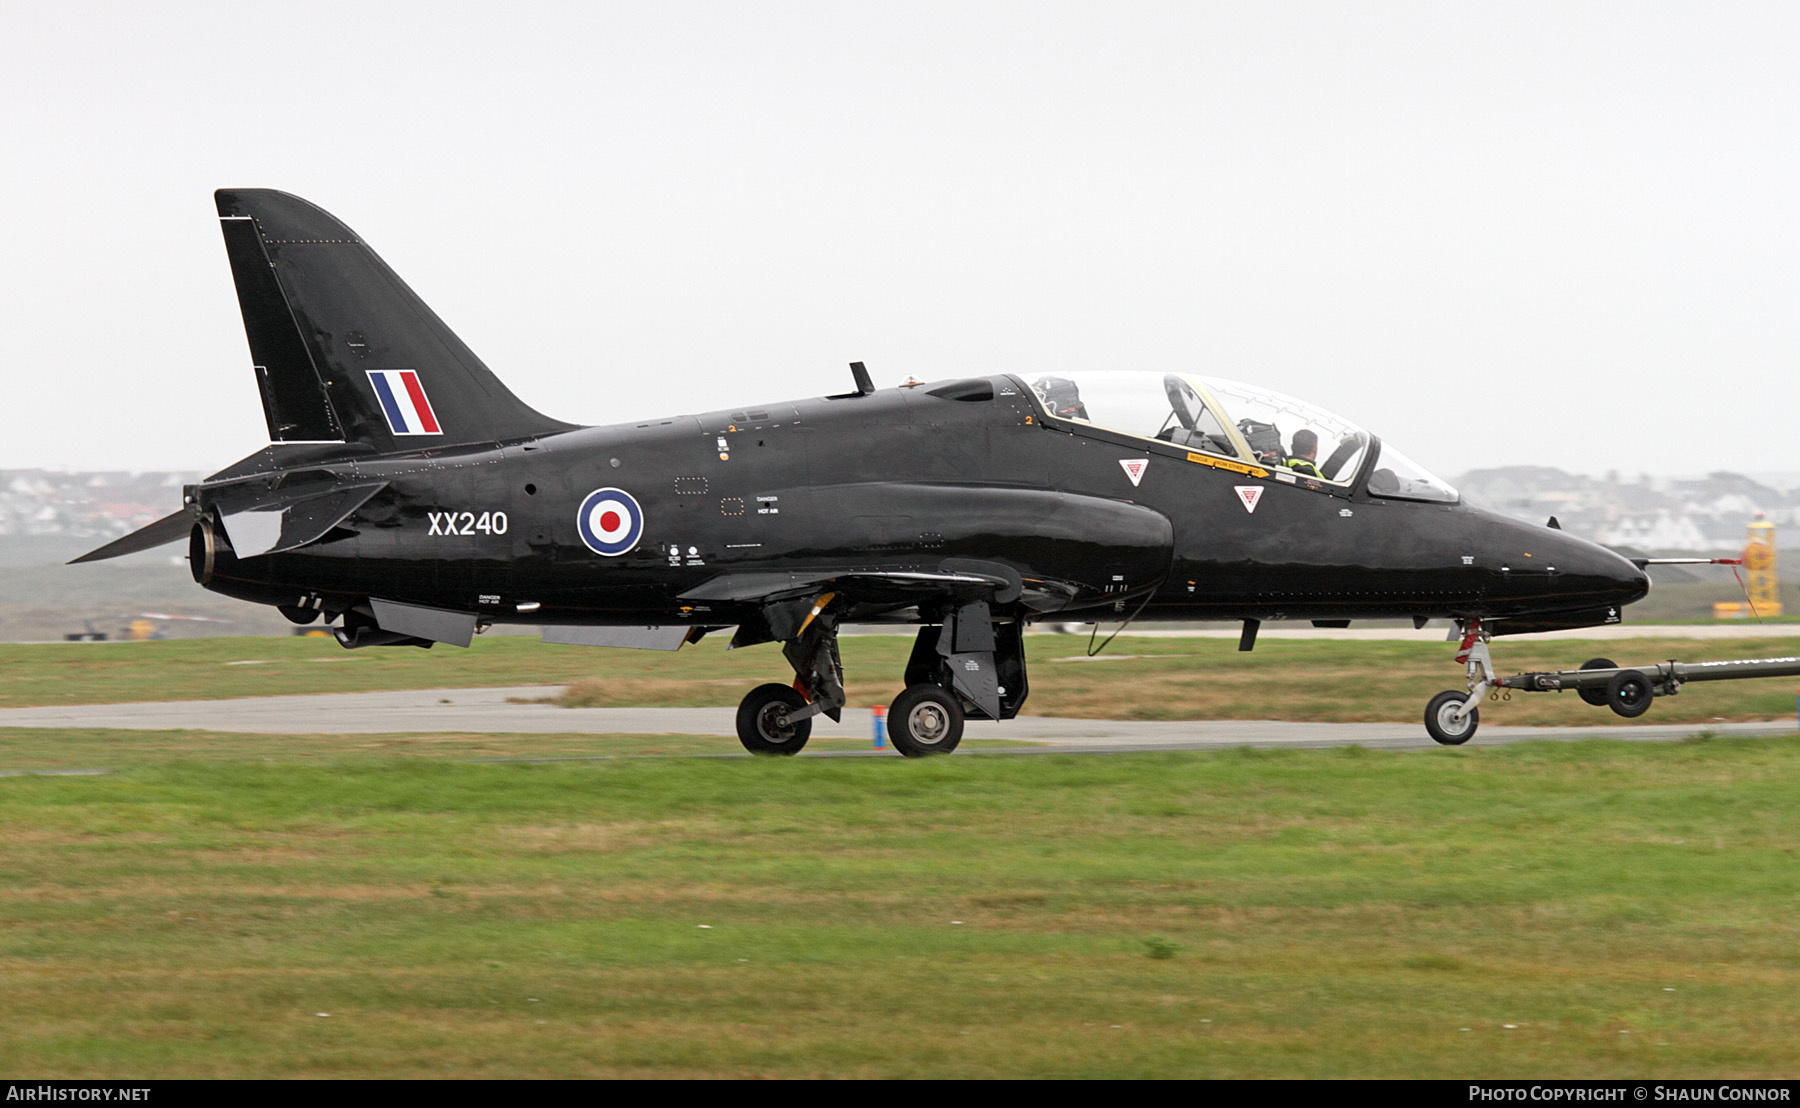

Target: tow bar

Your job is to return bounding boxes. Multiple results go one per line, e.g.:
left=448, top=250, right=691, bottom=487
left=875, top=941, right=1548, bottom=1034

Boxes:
left=1497, top=655, right=1800, bottom=719
left=1422, top=557, right=1786, bottom=744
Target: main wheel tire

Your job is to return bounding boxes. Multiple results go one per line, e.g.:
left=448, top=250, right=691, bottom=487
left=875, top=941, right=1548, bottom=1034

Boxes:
left=1424, top=690, right=1479, bottom=746
left=888, top=684, right=965, bottom=757
left=1577, top=657, right=1617, bottom=706
left=735, top=683, right=812, bottom=755
left=1604, top=670, right=1655, bottom=718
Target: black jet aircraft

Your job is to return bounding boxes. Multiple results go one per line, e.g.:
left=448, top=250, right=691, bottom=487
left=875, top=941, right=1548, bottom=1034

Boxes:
left=74, top=190, right=1651, bottom=753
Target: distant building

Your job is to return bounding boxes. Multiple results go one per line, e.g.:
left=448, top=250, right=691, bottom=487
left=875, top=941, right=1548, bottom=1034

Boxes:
left=1455, top=467, right=1794, bottom=554
left=0, top=469, right=199, bottom=539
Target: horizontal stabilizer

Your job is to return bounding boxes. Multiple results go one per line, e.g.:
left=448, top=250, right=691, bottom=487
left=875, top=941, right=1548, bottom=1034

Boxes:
left=68, top=510, right=193, bottom=564
left=541, top=625, right=690, bottom=650
left=217, top=482, right=386, bottom=558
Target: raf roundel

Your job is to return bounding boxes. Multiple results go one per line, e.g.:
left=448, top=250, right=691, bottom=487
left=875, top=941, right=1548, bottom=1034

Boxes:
left=577, top=487, right=645, bottom=557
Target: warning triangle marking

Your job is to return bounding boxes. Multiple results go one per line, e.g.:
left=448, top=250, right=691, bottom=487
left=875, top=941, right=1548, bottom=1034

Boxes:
left=1119, top=458, right=1147, bottom=487
left=1235, top=486, right=1264, bottom=513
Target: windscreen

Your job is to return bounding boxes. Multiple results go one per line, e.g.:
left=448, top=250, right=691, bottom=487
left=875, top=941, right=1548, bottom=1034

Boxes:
left=1366, top=442, right=1459, bottom=503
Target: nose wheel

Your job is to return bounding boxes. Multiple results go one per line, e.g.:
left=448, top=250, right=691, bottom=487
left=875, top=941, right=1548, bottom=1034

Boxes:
left=1423, top=619, right=1497, bottom=745
left=1424, top=689, right=1479, bottom=745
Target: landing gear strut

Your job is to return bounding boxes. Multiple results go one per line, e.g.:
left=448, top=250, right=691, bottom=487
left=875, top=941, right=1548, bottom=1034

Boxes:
left=1424, top=620, right=1495, bottom=746
left=732, top=592, right=846, bottom=756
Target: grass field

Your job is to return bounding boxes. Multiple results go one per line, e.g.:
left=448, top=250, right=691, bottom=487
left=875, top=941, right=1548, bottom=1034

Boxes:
left=1619, top=579, right=1800, bottom=625
left=1, top=731, right=1798, bottom=1078
left=8, top=632, right=1800, bottom=726
left=0, top=726, right=1005, bottom=771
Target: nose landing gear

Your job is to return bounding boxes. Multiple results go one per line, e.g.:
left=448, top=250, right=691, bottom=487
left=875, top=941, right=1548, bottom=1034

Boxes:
left=1424, top=620, right=1495, bottom=746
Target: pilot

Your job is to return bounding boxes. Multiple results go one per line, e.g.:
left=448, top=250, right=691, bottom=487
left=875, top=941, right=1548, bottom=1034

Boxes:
left=1286, top=429, right=1324, bottom=478
left=1032, top=376, right=1088, bottom=421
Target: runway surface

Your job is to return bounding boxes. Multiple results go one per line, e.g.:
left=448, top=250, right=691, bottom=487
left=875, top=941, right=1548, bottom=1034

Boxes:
left=1054, top=623, right=1800, bottom=641
left=2, top=686, right=1793, bottom=754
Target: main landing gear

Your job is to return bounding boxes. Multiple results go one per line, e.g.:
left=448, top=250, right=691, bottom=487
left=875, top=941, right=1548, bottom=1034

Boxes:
left=727, top=596, right=846, bottom=758
left=886, top=684, right=965, bottom=757
left=730, top=597, right=1028, bottom=758
left=732, top=678, right=972, bottom=758
left=735, top=683, right=813, bottom=755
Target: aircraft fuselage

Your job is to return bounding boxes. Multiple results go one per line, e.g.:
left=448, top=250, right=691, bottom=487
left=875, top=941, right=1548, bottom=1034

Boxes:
left=191, top=373, right=1647, bottom=633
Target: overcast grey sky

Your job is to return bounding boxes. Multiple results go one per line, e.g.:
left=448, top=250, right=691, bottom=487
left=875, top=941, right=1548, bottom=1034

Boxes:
left=2, top=1, right=1795, bottom=479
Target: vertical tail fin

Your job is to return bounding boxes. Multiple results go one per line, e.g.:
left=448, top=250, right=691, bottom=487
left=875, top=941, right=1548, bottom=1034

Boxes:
left=215, top=189, right=576, bottom=451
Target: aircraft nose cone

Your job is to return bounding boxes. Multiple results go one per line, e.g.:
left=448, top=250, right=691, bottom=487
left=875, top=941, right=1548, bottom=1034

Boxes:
left=1614, top=557, right=1652, bottom=605
left=1471, top=509, right=1650, bottom=618
left=1582, top=556, right=1652, bottom=616
left=1542, top=531, right=1650, bottom=607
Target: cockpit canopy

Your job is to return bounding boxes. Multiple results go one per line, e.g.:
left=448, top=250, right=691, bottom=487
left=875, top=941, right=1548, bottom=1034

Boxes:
left=1026, top=371, right=1457, bottom=503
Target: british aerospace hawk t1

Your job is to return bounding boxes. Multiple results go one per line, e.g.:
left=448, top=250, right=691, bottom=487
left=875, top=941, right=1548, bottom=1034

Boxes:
left=74, top=190, right=1652, bottom=753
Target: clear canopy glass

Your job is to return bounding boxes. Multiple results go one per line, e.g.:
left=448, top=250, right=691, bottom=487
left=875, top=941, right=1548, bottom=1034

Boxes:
left=1024, top=370, right=1457, bottom=502
left=1195, top=376, right=1370, bottom=483
left=1364, top=441, right=1458, bottom=503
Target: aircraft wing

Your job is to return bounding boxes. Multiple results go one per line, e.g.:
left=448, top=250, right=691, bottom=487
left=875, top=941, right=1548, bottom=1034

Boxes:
left=538, top=564, right=1032, bottom=653
left=676, top=560, right=1032, bottom=646
left=680, top=564, right=1020, bottom=606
